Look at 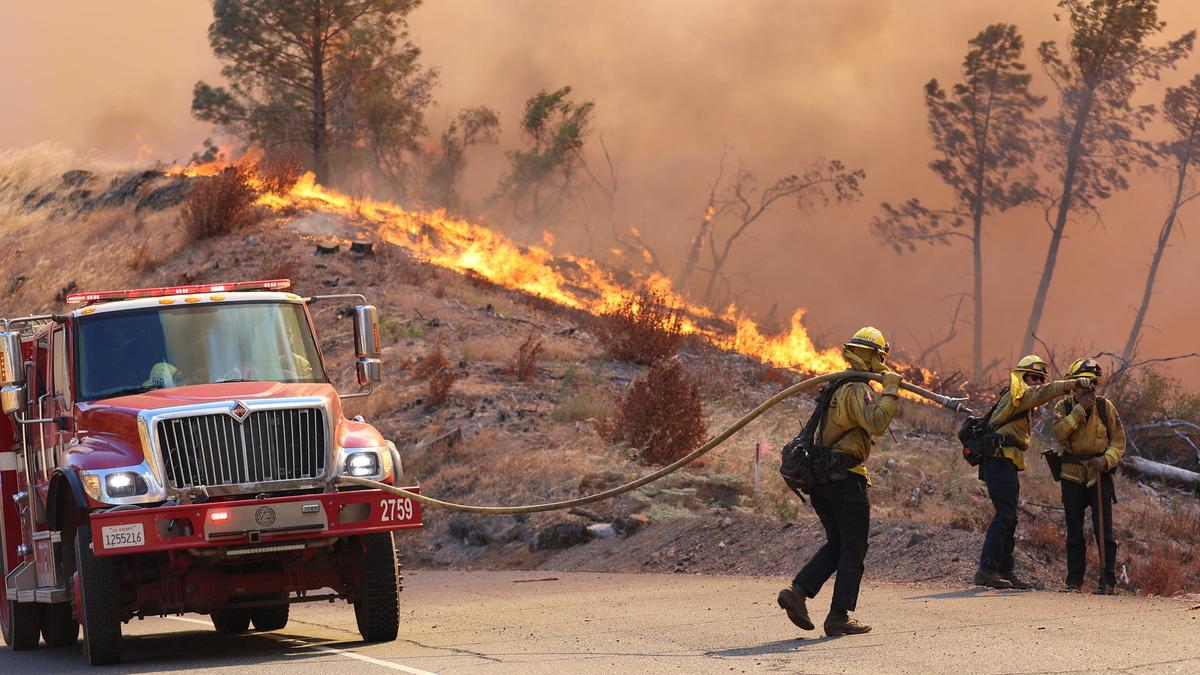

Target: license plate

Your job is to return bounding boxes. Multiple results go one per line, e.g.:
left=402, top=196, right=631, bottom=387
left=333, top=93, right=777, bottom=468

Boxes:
left=101, top=523, right=145, bottom=550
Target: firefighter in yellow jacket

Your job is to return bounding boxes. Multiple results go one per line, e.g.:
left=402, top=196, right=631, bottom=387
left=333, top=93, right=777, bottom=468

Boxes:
left=1051, top=358, right=1125, bottom=594
left=975, top=355, right=1092, bottom=589
left=777, top=327, right=901, bottom=637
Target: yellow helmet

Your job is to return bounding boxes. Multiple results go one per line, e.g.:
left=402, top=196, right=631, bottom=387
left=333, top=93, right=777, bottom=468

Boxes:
left=1067, top=357, right=1102, bottom=380
left=844, top=326, right=890, bottom=355
left=1013, top=354, right=1048, bottom=376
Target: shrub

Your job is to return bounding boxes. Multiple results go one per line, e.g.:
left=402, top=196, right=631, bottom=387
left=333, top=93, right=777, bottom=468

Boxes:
left=412, top=341, right=449, bottom=380
left=1131, top=549, right=1186, bottom=597
left=597, top=284, right=685, bottom=365
left=428, top=367, right=456, bottom=407
left=510, top=332, right=545, bottom=382
left=180, top=164, right=261, bottom=239
left=1105, top=367, right=1200, bottom=470
left=126, top=242, right=158, bottom=272
left=257, top=152, right=303, bottom=195
left=605, top=360, right=706, bottom=465
left=259, top=254, right=298, bottom=281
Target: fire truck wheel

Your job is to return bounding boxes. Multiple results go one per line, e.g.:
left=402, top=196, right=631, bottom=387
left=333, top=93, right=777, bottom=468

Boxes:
left=250, top=604, right=289, bottom=632
left=40, top=602, right=79, bottom=647
left=2, top=599, right=42, bottom=650
left=211, top=608, right=252, bottom=634
left=353, top=533, right=399, bottom=642
left=74, top=526, right=122, bottom=665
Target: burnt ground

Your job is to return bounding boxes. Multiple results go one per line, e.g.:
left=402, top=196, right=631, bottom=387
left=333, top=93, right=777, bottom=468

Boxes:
left=2, top=163, right=1198, bottom=598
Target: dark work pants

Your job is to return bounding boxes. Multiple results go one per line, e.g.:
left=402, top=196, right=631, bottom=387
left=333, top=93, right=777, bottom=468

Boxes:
left=979, top=456, right=1018, bottom=572
left=1061, top=473, right=1117, bottom=587
left=794, top=474, right=870, bottom=613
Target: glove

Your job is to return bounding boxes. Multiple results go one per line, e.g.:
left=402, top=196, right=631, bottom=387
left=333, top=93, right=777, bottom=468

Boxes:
left=1073, top=377, right=1095, bottom=392
left=881, top=370, right=902, bottom=396
left=1087, top=456, right=1108, bottom=473
left=1076, top=390, right=1096, bottom=410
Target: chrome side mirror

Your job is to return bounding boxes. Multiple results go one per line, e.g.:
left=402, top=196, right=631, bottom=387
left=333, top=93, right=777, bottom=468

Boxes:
left=0, top=331, right=22, bottom=386
left=0, top=331, right=25, bottom=414
left=352, top=305, right=383, bottom=385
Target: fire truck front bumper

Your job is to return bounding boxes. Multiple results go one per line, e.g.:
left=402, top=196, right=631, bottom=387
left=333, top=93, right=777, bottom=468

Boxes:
left=88, top=487, right=422, bottom=557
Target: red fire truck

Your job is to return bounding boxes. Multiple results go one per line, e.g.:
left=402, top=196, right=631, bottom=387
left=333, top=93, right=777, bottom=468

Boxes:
left=0, top=279, right=421, bottom=665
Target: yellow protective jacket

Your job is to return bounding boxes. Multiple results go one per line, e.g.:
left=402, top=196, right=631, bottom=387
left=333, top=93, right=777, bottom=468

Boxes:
left=1051, top=396, right=1125, bottom=487
left=988, top=380, right=1074, bottom=471
left=820, top=377, right=899, bottom=483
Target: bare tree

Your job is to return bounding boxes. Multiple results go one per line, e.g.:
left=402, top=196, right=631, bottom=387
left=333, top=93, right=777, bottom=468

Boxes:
left=872, top=24, right=1043, bottom=379
left=1122, top=74, right=1200, bottom=361
left=1020, top=0, right=1194, bottom=356
left=677, top=148, right=729, bottom=291
left=691, top=158, right=864, bottom=306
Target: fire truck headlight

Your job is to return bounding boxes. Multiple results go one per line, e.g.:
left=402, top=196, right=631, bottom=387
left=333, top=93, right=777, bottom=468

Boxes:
left=345, top=451, right=380, bottom=477
left=104, top=471, right=148, bottom=498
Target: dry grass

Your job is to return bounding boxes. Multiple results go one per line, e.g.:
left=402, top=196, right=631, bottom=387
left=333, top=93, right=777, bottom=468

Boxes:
left=180, top=164, right=261, bottom=239
left=509, top=332, right=545, bottom=382
left=597, top=284, right=685, bottom=366
left=259, top=253, right=298, bottom=281
left=604, top=360, right=706, bottom=465
left=551, top=390, right=612, bottom=423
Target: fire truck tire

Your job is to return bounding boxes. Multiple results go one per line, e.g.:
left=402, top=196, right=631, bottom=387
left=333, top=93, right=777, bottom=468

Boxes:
left=250, top=604, right=289, bottom=631
left=2, top=599, right=42, bottom=650
left=40, top=602, right=79, bottom=647
left=74, top=526, right=122, bottom=665
left=211, top=608, right=252, bottom=634
left=353, top=533, right=399, bottom=642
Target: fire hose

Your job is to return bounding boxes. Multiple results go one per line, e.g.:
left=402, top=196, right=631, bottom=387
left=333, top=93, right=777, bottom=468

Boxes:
left=338, top=370, right=973, bottom=515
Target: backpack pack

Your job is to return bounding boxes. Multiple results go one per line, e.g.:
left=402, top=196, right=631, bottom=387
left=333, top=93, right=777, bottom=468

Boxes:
left=957, top=387, right=1027, bottom=467
left=779, top=376, right=870, bottom=499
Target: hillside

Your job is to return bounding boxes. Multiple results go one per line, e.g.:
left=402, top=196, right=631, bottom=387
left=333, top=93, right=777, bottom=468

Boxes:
left=1, top=157, right=1198, bottom=598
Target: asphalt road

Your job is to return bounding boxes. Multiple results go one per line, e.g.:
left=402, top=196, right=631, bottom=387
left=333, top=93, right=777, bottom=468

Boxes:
left=2, top=571, right=1198, bottom=673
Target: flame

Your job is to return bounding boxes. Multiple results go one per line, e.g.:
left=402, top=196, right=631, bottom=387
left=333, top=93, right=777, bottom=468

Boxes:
left=177, top=163, right=933, bottom=381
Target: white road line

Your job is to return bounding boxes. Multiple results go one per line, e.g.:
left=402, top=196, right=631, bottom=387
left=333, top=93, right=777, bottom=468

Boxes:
left=167, top=616, right=438, bottom=674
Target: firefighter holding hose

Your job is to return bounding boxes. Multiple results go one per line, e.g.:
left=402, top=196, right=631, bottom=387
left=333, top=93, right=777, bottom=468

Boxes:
left=1050, top=357, right=1124, bottom=594
left=776, top=326, right=901, bottom=637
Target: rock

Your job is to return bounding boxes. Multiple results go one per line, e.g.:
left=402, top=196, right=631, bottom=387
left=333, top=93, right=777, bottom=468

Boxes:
left=907, top=533, right=931, bottom=548
left=61, top=169, right=95, bottom=187
left=587, top=523, right=617, bottom=540
left=568, top=507, right=604, bottom=522
left=137, top=177, right=191, bottom=211
left=531, top=523, right=592, bottom=550
left=614, top=514, right=650, bottom=536
left=322, top=277, right=339, bottom=287
left=54, top=280, right=78, bottom=303
left=720, top=517, right=734, bottom=529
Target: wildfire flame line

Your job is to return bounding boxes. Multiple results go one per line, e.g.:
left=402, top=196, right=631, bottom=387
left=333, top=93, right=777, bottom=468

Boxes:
left=178, top=164, right=934, bottom=383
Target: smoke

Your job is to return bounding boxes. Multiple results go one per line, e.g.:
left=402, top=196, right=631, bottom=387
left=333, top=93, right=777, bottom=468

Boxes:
left=2, top=0, right=1200, bottom=379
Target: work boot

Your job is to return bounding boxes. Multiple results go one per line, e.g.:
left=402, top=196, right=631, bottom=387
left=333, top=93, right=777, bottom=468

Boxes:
left=1092, top=583, right=1115, bottom=596
left=1060, top=583, right=1082, bottom=593
left=974, top=566, right=1013, bottom=589
left=776, top=586, right=814, bottom=631
left=1000, top=571, right=1034, bottom=590
left=824, top=610, right=871, bottom=637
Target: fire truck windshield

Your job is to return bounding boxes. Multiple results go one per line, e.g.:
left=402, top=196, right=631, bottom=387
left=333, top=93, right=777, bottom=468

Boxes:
left=75, top=301, right=326, bottom=401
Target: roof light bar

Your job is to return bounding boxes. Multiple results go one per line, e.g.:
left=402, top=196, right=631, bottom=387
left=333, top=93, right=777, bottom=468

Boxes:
left=66, top=279, right=291, bottom=304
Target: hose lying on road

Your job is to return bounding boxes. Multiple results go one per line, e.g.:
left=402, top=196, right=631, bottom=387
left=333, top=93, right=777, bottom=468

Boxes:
left=339, top=371, right=972, bottom=515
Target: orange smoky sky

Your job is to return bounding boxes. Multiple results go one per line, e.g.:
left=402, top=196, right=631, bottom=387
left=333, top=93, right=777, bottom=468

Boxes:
left=2, top=0, right=1199, bottom=381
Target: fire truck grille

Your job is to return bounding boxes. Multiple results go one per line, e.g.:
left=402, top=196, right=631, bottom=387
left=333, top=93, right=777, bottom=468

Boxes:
left=156, top=408, right=327, bottom=490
